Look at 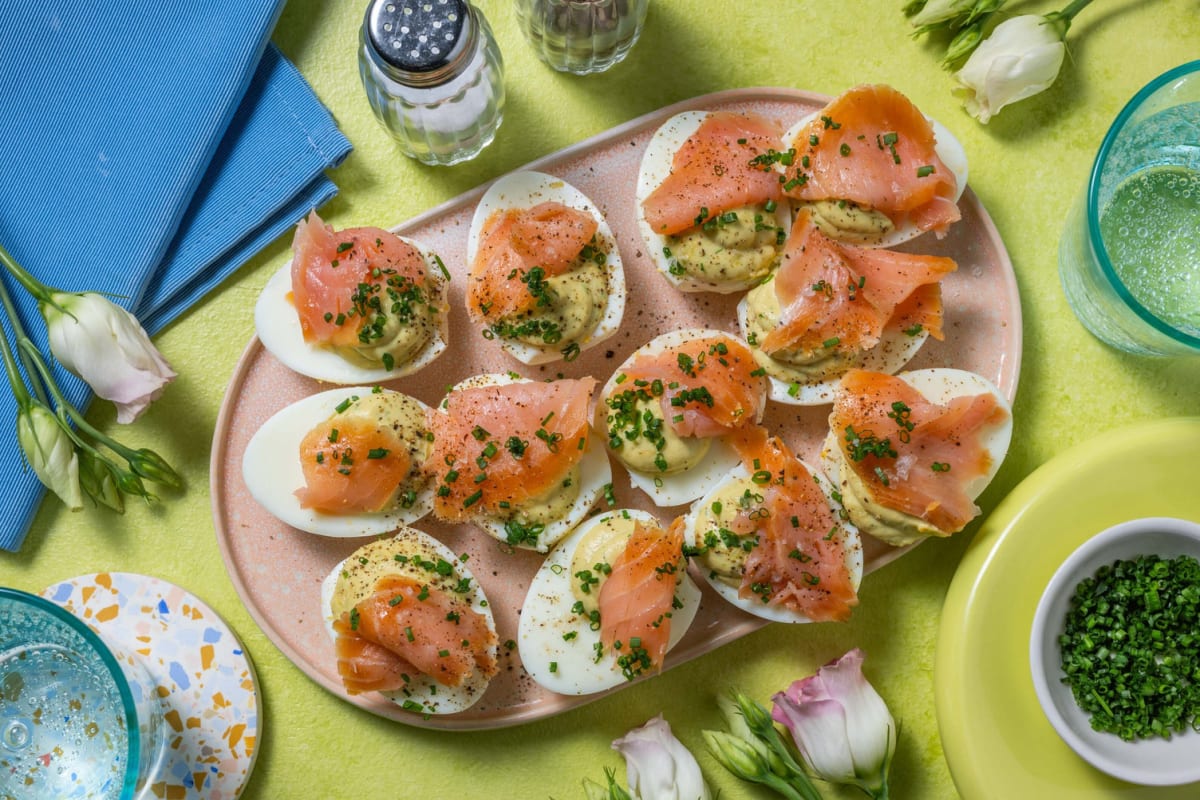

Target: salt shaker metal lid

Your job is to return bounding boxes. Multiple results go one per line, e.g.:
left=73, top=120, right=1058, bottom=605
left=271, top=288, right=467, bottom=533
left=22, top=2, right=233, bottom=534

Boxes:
left=364, top=0, right=476, bottom=87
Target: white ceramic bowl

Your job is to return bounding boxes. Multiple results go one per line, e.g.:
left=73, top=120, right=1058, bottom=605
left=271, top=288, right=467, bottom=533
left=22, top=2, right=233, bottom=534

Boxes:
left=1030, top=516, right=1200, bottom=786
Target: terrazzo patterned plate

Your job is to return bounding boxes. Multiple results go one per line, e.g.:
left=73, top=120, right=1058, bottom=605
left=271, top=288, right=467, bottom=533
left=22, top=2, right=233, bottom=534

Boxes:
left=41, top=573, right=260, bottom=799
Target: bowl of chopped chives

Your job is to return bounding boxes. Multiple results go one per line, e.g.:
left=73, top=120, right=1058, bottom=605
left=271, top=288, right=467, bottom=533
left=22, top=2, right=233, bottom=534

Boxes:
left=1030, top=516, right=1200, bottom=786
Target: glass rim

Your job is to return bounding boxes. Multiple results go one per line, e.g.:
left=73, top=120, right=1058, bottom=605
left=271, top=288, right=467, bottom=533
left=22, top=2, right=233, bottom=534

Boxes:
left=1086, top=59, right=1200, bottom=349
left=0, top=586, right=142, bottom=799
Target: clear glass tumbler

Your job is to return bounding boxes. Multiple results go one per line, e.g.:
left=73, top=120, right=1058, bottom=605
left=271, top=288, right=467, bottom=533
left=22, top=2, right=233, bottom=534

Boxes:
left=1058, top=60, right=1200, bottom=356
left=0, top=588, right=167, bottom=799
left=515, top=0, right=649, bottom=75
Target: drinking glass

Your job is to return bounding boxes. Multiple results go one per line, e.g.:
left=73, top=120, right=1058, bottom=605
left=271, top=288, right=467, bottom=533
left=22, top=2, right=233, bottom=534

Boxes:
left=1058, top=60, right=1200, bottom=356
left=515, top=0, right=649, bottom=75
left=0, top=588, right=166, bottom=800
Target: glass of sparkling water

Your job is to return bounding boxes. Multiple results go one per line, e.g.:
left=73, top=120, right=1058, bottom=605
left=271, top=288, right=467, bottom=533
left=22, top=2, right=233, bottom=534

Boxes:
left=515, top=0, right=649, bottom=75
left=0, top=589, right=166, bottom=800
left=1059, top=60, right=1200, bottom=356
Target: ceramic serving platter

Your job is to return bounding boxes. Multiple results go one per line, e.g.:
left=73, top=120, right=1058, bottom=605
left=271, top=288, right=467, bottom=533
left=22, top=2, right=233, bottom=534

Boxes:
left=211, top=87, right=1021, bottom=730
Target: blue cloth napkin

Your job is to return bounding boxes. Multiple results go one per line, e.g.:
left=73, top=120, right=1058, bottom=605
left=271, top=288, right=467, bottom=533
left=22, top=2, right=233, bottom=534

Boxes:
left=0, top=3, right=352, bottom=551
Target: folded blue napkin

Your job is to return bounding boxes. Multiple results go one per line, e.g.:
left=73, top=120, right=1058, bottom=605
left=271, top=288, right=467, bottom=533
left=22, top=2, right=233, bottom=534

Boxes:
left=0, top=3, right=352, bottom=551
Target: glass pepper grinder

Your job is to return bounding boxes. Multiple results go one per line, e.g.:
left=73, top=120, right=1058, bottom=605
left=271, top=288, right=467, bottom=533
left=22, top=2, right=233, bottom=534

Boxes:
left=515, top=0, right=649, bottom=75
left=358, top=0, right=505, bottom=166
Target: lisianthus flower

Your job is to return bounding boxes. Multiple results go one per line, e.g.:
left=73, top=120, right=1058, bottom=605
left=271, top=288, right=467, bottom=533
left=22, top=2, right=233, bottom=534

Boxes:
left=952, top=0, right=1093, bottom=123
left=952, top=14, right=1067, bottom=123
left=771, top=649, right=896, bottom=799
left=611, top=715, right=711, bottom=800
left=0, top=242, right=182, bottom=517
left=43, top=291, right=176, bottom=423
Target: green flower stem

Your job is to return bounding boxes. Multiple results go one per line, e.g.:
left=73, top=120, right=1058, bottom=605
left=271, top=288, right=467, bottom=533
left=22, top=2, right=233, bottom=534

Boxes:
left=0, top=241, right=57, bottom=305
left=17, top=345, right=155, bottom=500
left=18, top=338, right=137, bottom=463
left=1056, top=0, right=1094, bottom=23
left=762, top=773, right=816, bottom=800
left=18, top=338, right=179, bottom=492
left=0, top=272, right=50, bottom=408
left=0, top=304, right=32, bottom=412
left=1045, top=0, right=1094, bottom=38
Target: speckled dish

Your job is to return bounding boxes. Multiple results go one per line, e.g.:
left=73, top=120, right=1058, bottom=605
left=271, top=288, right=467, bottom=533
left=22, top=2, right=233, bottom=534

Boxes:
left=211, top=87, right=1022, bottom=731
left=41, top=573, right=260, bottom=799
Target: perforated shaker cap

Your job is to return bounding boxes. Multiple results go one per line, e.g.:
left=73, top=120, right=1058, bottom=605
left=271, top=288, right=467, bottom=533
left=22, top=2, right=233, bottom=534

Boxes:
left=365, top=0, right=473, bottom=83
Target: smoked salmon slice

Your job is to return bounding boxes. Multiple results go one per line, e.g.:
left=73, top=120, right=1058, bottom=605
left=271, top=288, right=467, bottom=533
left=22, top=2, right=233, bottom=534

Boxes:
left=730, top=428, right=858, bottom=622
left=782, top=85, right=961, bottom=236
left=642, top=111, right=786, bottom=236
left=291, top=211, right=430, bottom=347
left=467, top=202, right=599, bottom=324
left=333, top=616, right=415, bottom=694
left=425, top=378, right=597, bottom=522
left=829, top=369, right=1008, bottom=533
left=333, top=575, right=498, bottom=693
left=620, top=335, right=766, bottom=438
left=295, top=414, right=413, bottom=515
left=760, top=209, right=956, bottom=356
left=598, top=517, right=686, bottom=678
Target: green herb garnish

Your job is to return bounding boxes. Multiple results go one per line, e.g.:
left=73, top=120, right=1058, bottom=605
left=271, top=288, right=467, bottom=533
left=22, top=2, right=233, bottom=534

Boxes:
left=1059, top=554, right=1200, bottom=741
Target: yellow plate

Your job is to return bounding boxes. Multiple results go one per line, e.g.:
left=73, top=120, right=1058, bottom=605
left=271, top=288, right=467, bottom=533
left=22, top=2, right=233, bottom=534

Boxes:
left=936, top=417, right=1200, bottom=799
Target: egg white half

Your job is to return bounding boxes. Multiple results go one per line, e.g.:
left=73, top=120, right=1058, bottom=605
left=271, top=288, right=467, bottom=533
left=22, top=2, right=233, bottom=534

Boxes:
left=820, top=367, right=1014, bottom=508
left=517, top=509, right=702, bottom=695
left=255, top=235, right=449, bottom=384
left=636, top=111, right=792, bottom=293
left=434, top=373, right=612, bottom=553
left=683, top=464, right=863, bottom=624
left=736, top=295, right=929, bottom=407
left=465, top=170, right=626, bottom=365
left=319, top=528, right=496, bottom=714
left=242, top=387, right=434, bottom=537
left=598, top=329, right=766, bottom=508
left=782, top=113, right=968, bottom=248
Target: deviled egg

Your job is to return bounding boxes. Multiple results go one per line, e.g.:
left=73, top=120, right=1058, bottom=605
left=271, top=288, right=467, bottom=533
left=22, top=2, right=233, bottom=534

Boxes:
left=683, top=457, right=863, bottom=624
left=465, top=170, right=625, bottom=365
left=737, top=209, right=956, bottom=405
left=320, top=528, right=497, bottom=715
left=780, top=84, right=969, bottom=248
left=425, top=373, right=611, bottom=552
left=598, top=329, right=767, bottom=507
left=820, top=368, right=1013, bottom=546
left=637, top=110, right=791, bottom=293
left=518, top=509, right=702, bottom=695
left=256, top=211, right=449, bottom=384
left=242, top=386, right=434, bottom=537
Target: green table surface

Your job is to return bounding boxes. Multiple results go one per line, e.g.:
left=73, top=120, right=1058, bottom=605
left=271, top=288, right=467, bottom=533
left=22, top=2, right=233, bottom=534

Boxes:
left=4, top=2, right=1199, bottom=798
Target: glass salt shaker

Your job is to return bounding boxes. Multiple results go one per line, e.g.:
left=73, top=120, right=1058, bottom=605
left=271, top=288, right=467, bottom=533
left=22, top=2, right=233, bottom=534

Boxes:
left=515, top=0, right=649, bottom=75
left=359, top=0, right=505, bottom=166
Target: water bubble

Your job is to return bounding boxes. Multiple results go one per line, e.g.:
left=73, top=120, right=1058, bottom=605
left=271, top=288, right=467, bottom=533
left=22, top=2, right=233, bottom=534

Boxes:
left=2, top=719, right=31, bottom=750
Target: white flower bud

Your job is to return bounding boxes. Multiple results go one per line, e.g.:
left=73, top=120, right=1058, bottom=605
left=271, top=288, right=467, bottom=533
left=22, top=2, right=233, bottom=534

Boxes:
left=17, top=404, right=82, bottom=510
